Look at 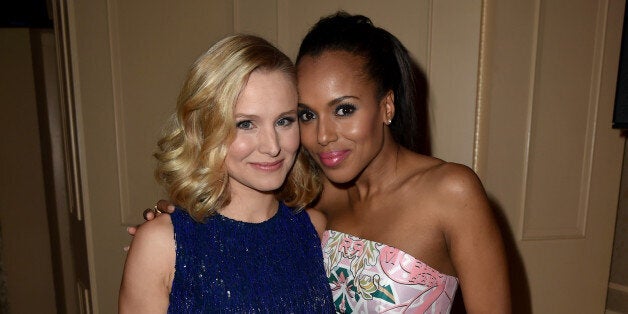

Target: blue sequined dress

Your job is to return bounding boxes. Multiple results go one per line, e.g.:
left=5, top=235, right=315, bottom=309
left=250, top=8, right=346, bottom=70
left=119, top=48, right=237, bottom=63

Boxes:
left=168, top=202, right=334, bottom=313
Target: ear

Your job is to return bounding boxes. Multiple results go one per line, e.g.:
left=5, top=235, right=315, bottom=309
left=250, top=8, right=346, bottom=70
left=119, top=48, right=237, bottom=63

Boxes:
left=382, top=90, right=395, bottom=125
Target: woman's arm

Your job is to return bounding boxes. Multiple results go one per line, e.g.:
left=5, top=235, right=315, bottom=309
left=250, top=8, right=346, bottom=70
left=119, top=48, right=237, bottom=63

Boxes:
left=437, top=163, right=511, bottom=313
left=119, top=214, right=176, bottom=313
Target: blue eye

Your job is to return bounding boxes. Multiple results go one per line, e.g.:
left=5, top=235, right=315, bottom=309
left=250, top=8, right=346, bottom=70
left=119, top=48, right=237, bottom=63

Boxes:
left=236, top=120, right=253, bottom=129
left=276, top=116, right=296, bottom=127
left=335, top=104, right=356, bottom=116
left=298, top=109, right=316, bottom=122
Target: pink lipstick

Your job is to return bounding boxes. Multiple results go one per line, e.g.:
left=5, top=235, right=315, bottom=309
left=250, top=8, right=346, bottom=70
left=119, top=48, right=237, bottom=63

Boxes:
left=318, top=150, right=350, bottom=168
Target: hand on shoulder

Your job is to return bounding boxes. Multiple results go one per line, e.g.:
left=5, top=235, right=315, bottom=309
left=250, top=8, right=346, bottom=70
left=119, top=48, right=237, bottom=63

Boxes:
left=126, top=200, right=175, bottom=238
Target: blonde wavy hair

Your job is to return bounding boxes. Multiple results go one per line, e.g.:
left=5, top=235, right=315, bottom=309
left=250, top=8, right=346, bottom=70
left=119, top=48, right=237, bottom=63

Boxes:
left=155, top=34, right=321, bottom=222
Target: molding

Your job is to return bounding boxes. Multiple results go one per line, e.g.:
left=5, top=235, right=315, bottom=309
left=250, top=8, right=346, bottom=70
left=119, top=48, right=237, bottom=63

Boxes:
left=54, top=0, right=85, bottom=221
left=521, top=0, right=608, bottom=240
left=609, top=282, right=628, bottom=294
left=426, top=0, right=482, bottom=166
left=517, top=0, right=541, bottom=240
left=54, top=0, right=98, bottom=311
left=425, top=0, right=433, bottom=78
left=473, top=0, right=488, bottom=175
left=106, top=0, right=132, bottom=225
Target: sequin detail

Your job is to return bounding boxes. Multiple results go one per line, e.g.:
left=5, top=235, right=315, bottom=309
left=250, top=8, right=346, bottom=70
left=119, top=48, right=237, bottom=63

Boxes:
left=168, top=203, right=334, bottom=313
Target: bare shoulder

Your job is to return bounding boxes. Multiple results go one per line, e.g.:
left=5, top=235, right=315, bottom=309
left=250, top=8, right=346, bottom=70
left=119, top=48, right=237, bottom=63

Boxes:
left=423, top=162, right=485, bottom=198
left=396, top=154, right=483, bottom=199
left=418, top=163, right=511, bottom=312
left=131, top=213, right=175, bottom=248
left=126, top=213, right=176, bottom=273
left=400, top=159, right=492, bottom=228
left=305, top=208, right=327, bottom=238
left=119, top=213, right=175, bottom=313
left=125, top=213, right=175, bottom=274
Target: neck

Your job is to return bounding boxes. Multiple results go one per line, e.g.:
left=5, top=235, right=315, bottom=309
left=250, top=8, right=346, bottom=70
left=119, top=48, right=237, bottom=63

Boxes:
left=350, top=137, right=403, bottom=202
left=219, top=180, right=279, bottom=223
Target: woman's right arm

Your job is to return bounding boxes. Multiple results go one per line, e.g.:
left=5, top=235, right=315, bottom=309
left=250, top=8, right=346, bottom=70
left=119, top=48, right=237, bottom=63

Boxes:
left=119, top=214, right=176, bottom=313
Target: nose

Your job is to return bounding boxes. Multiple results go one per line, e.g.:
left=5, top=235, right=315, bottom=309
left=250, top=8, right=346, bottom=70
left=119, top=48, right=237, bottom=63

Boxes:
left=317, top=116, right=338, bottom=146
left=259, top=127, right=281, bottom=157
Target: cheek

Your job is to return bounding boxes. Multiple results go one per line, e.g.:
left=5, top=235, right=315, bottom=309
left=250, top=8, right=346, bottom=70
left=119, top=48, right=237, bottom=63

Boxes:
left=299, top=123, right=318, bottom=150
left=282, top=128, right=301, bottom=154
left=343, top=118, right=380, bottom=143
left=227, top=135, right=255, bottom=161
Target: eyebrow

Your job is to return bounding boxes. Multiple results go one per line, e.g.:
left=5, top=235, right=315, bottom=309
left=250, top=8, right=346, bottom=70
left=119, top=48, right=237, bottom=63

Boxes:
left=298, top=95, right=359, bottom=109
left=234, top=109, right=297, bottom=119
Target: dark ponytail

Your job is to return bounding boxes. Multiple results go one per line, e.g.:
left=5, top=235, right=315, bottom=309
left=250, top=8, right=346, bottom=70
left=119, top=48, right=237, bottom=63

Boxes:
left=297, top=11, right=430, bottom=154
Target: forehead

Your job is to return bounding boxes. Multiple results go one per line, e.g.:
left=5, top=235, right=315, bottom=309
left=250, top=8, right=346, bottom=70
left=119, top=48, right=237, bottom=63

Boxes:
left=234, top=69, right=297, bottom=112
left=297, top=50, right=367, bottom=79
left=296, top=51, right=375, bottom=102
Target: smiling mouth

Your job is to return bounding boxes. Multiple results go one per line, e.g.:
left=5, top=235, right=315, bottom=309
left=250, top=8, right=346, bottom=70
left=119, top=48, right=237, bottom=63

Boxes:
left=251, top=160, right=284, bottom=171
left=318, top=150, right=350, bottom=168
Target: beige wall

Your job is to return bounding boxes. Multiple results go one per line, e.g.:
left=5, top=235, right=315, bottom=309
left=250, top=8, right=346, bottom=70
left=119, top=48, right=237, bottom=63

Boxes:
left=478, top=0, right=625, bottom=312
left=0, top=28, right=56, bottom=313
left=54, top=0, right=625, bottom=313
left=63, top=2, right=475, bottom=312
left=2, top=1, right=625, bottom=313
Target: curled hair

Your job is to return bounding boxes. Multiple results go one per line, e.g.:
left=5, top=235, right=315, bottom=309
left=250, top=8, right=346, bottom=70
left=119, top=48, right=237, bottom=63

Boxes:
left=297, top=11, right=429, bottom=154
left=155, top=34, right=321, bottom=222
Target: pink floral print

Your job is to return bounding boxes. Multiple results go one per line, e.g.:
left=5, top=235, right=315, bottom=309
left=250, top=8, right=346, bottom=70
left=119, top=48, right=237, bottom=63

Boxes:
left=322, top=230, right=458, bottom=313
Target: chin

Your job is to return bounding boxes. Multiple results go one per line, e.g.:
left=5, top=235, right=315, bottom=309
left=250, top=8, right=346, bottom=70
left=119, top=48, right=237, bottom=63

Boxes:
left=320, top=168, right=356, bottom=185
left=251, top=180, right=286, bottom=192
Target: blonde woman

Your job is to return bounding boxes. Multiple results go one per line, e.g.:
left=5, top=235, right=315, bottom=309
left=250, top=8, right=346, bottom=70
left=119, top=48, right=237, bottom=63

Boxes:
left=118, top=34, right=334, bottom=313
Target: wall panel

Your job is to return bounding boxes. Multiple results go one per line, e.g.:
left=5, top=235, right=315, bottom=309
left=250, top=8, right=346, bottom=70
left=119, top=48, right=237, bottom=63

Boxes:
left=521, top=0, right=601, bottom=239
left=479, top=0, right=625, bottom=312
left=66, top=0, right=486, bottom=311
left=107, top=0, right=235, bottom=225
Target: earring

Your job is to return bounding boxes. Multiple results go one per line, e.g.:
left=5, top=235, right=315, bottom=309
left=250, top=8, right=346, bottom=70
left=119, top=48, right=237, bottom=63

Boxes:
left=386, top=119, right=392, bottom=125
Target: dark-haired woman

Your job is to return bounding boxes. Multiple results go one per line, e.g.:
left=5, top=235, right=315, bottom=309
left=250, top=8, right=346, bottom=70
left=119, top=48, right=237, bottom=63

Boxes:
left=295, top=12, right=510, bottom=313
